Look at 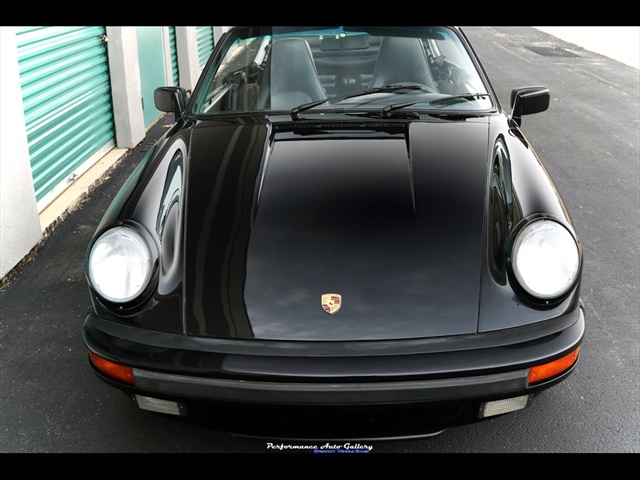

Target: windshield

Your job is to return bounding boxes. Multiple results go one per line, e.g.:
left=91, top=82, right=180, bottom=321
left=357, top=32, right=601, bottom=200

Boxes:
left=191, top=26, right=494, bottom=116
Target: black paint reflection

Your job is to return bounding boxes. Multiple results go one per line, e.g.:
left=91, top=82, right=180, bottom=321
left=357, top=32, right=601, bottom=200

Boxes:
left=245, top=122, right=488, bottom=340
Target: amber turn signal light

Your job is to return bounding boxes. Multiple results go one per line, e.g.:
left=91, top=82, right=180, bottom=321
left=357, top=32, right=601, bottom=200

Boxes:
left=528, top=347, right=580, bottom=384
left=89, top=351, right=134, bottom=384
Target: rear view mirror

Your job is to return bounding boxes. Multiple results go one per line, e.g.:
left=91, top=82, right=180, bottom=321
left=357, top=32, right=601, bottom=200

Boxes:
left=510, top=86, right=550, bottom=127
left=154, top=87, right=188, bottom=121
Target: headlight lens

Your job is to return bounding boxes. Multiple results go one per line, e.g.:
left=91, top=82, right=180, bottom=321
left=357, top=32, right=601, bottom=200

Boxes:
left=512, top=219, right=580, bottom=299
left=88, top=226, right=152, bottom=303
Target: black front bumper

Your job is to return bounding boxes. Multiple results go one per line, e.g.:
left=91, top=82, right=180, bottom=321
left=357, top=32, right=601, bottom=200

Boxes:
left=131, top=366, right=530, bottom=405
left=84, top=306, right=583, bottom=416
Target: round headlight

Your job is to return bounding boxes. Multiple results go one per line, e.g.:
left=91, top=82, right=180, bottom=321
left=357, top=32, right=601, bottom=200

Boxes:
left=511, top=219, right=580, bottom=299
left=88, top=226, right=153, bottom=303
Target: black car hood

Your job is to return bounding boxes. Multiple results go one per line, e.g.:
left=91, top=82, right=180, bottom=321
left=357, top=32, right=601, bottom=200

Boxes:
left=183, top=119, right=490, bottom=341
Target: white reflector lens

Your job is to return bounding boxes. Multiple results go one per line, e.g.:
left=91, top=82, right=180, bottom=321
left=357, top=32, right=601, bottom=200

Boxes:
left=135, top=395, right=186, bottom=416
left=512, top=220, right=580, bottom=299
left=480, top=395, right=530, bottom=418
left=88, top=226, right=152, bottom=303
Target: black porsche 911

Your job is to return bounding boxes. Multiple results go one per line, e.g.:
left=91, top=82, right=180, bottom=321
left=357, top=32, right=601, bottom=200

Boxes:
left=83, top=26, right=584, bottom=440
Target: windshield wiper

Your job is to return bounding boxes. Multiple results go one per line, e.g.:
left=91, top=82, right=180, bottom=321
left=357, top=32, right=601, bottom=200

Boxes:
left=382, top=101, right=423, bottom=117
left=380, top=93, right=491, bottom=117
left=291, top=98, right=329, bottom=119
left=428, top=92, right=490, bottom=104
left=290, top=84, right=431, bottom=119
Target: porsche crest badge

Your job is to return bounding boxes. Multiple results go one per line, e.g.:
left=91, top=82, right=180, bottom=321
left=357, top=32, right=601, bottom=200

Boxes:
left=321, top=293, right=342, bottom=315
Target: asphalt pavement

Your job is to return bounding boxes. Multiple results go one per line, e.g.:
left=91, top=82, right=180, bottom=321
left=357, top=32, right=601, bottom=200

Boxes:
left=533, top=27, right=639, bottom=70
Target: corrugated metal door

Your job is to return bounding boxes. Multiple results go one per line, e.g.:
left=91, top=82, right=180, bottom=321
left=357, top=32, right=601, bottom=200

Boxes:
left=196, top=26, right=214, bottom=69
left=16, top=26, right=115, bottom=211
left=169, top=27, right=179, bottom=86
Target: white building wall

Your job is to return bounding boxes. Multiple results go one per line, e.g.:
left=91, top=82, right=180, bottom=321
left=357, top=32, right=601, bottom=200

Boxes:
left=213, top=26, right=230, bottom=44
left=0, top=27, right=43, bottom=279
left=175, top=27, right=202, bottom=92
left=106, top=27, right=147, bottom=149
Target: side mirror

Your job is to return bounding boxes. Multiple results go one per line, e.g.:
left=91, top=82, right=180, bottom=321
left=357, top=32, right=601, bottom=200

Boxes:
left=510, top=86, right=550, bottom=127
left=154, top=86, right=188, bottom=121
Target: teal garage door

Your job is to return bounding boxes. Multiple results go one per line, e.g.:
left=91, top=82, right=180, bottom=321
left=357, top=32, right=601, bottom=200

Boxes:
left=169, top=27, right=179, bottom=86
left=17, top=26, right=115, bottom=210
left=196, top=26, right=215, bottom=68
left=137, top=27, right=167, bottom=127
